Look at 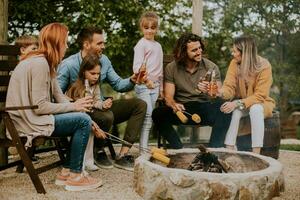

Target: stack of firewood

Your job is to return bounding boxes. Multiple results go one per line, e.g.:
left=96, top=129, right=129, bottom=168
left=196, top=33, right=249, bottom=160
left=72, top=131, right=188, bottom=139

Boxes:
left=187, top=145, right=229, bottom=173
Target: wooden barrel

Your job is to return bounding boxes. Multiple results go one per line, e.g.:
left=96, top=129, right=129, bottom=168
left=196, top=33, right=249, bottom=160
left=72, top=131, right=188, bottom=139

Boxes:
left=236, top=111, right=281, bottom=159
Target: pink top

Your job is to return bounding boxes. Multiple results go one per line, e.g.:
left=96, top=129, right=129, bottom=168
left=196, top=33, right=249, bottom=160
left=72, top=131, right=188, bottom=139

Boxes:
left=133, top=37, right=163, bottom=83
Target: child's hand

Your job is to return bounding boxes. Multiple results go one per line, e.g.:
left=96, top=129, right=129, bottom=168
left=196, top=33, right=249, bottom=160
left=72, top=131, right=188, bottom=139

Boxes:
left=92, top=121, right=107, bottom=139
left=159, top=89, right=164, bottom=100
left=141, top=70, right=148, bottom=83
left=130, top=73, right=138, bottom=84
left=103, top=98, right=113, bottom=109
left=145, top=80, right=155, bottom=89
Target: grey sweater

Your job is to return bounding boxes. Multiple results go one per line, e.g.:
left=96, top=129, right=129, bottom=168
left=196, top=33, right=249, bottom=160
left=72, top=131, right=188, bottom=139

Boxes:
left=6, top=55, right=75, bottom=145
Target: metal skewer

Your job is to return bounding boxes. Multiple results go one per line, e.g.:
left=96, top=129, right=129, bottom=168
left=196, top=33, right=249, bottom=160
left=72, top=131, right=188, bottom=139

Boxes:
left=182, top=110, right=193, bottom=117
left=104, top=132, right=152, bottom=153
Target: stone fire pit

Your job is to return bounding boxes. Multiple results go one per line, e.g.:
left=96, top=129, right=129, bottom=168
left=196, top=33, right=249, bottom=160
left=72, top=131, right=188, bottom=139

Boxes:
left=134, top=148, right=284, bottom=200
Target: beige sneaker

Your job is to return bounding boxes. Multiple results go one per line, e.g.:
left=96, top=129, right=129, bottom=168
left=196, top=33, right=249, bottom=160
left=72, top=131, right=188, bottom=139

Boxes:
left=55, top=168, right=70, bottom=186
left=64, top=172, right=103, bottom=191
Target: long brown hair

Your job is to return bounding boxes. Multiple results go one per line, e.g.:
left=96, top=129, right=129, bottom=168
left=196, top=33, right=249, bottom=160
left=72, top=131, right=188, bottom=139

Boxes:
left=67, top=53, right=101, bottom=100
left=78, top=52, right=101, bottom=84
left=22, top=23, right=68, bottom=77
left=233, top=36, right=262, bottom=80
left=173, top=33, right=205, bottom=66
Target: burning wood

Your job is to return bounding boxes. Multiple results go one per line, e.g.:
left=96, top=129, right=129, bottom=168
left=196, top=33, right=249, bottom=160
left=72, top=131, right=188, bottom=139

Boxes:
left=187, top=145, right=229, bottom=173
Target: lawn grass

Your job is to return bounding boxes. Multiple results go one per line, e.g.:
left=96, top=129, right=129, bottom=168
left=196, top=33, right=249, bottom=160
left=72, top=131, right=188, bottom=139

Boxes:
left=280, top=144, right=300, bottom=151
left=281, top=125, right=300, bottom=151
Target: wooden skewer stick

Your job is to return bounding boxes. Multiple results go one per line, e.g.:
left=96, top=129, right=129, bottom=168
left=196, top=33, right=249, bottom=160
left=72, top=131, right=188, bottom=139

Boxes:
left=181, top=111, right=201, bottom=124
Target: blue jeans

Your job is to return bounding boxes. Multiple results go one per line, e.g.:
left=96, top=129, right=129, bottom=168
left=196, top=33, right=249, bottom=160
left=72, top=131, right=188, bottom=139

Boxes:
left=135, top=84, right=159, bottom=150
left=51, top=112, right=92, bottom=173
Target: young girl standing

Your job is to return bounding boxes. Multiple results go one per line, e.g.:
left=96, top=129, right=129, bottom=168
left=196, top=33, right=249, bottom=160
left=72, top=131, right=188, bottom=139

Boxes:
left=133, top=11, right=163, bottom=152
left=66, top=53, right=112, bottom=171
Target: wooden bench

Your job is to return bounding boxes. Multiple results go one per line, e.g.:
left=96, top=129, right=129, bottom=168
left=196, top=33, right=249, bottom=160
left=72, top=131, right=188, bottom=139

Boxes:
left=0, top=44, right=68, bottom=194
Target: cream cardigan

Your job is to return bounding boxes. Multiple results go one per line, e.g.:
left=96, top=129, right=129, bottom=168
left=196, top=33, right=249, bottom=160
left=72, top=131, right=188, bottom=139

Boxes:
left=6, top=55, right=75, bottom=145
left=222, top=56, right=275, bottom=118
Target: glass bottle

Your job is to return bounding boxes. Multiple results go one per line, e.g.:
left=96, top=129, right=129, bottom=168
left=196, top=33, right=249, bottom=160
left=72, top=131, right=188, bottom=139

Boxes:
left=209, top=70, right=218, bottom=98
left=136, top=59, right=147, bottom=84
left=84, top=79, right=92, bottom=97
left=195, top=70, right=211, bottom=93
left=203, top=70, right=212, bottom=82
left=84, top=79, right=93, bottom=112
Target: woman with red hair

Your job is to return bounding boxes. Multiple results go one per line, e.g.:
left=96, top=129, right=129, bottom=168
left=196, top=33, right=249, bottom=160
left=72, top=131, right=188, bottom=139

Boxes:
left=6, top=23, right=102, bottom=191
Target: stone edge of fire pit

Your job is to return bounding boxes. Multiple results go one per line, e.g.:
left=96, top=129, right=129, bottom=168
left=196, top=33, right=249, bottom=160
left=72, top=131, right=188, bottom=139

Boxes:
left=133, top=148, right=285, bottom=200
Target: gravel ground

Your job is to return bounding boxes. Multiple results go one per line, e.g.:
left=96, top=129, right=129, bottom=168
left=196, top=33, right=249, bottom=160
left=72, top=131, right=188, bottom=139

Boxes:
left=0, top=149, right=300, bottom=200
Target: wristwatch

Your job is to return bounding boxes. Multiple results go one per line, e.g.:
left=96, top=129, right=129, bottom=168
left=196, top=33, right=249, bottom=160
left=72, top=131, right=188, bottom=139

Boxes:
left=236, top=99, right=245, bottom=110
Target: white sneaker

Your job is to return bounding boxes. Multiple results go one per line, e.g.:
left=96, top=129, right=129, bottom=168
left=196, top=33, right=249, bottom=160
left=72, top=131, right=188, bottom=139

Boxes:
left=85, top=163, right=99, bottom=171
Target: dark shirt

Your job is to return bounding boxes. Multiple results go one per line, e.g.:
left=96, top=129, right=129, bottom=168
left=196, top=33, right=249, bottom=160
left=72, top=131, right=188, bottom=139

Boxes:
left=164, top=58, right=221, bottom=103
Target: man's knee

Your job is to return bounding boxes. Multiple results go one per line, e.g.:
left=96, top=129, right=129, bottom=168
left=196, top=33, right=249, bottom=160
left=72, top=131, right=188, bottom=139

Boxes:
left=91, top=110, right=114, bottom=130
left=134, top=98, right=147, bottom=114
left=102, top=112, right=114, bottom=125
left=151, top=107, right=162, bottom=123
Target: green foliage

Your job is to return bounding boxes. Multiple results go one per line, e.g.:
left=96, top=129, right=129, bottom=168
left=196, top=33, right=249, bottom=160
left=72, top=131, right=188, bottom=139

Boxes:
left=8, top=0, right=191, bottom=77
left=7, top=0, right=300, bottom=114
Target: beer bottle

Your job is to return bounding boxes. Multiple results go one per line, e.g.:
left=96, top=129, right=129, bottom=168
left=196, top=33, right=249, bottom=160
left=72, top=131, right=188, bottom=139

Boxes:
left=136, top=59, right=147, bottom=84
left=209, top=70, right=218, bottom=98
left=84, top=79, right=92, bottom=97
left=84, top=79, right=93, bottom=112
left=195, top=70, right=211, bottom=93
left=203, top=70, right=212, bottom=82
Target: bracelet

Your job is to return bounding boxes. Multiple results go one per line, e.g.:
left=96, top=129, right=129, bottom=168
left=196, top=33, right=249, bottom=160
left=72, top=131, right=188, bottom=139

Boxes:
left=236, top=99, right=245, bottom=110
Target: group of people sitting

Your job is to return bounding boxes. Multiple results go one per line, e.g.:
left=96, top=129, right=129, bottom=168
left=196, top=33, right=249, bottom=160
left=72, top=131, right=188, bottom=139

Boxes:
left=6, top=11, right=274, bottom=191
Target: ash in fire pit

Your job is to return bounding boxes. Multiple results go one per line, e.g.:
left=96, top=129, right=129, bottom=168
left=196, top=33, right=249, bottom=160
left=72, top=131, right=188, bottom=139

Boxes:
left=166, top=146, right=269, bottom=173
left=186, top=145, right=228, bottom=173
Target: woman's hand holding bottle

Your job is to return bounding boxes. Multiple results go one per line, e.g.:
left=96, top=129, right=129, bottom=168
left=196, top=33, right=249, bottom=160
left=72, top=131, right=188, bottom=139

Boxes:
left=73, top=96, right=94, bottom=112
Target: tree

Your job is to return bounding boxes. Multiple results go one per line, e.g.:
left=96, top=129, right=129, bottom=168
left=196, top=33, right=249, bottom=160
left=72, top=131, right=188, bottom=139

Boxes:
left=7, top=0, right=300, bottom=135
left=8, top=0, right=192, bottom=76
left=0, top=0, right=8, bottom=44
